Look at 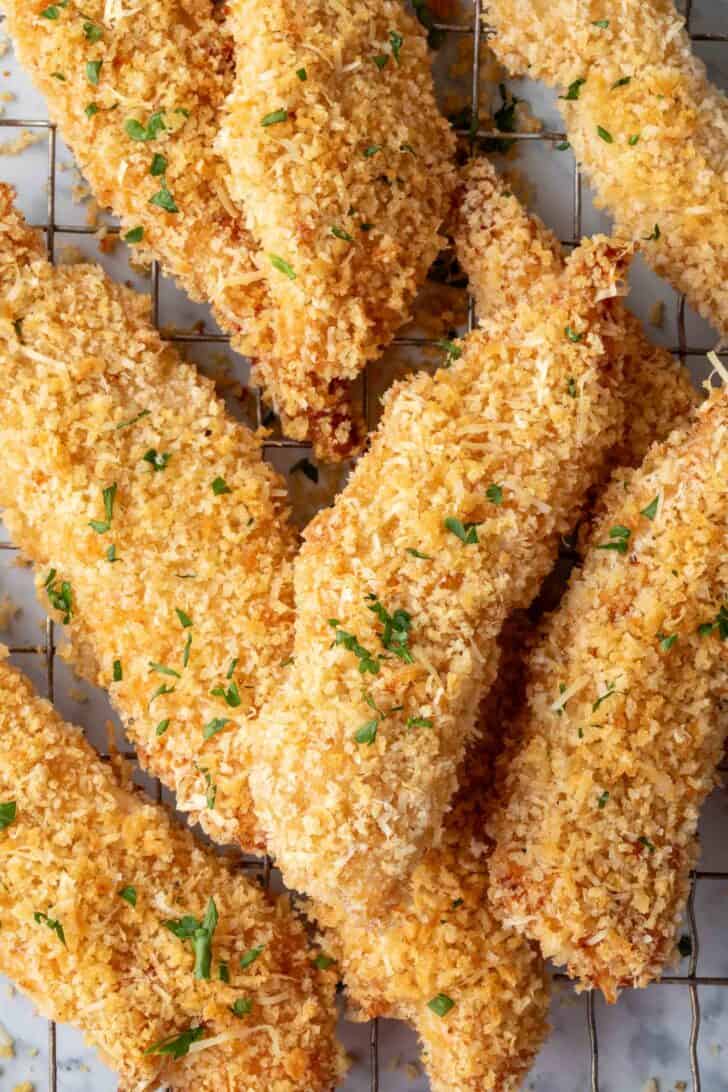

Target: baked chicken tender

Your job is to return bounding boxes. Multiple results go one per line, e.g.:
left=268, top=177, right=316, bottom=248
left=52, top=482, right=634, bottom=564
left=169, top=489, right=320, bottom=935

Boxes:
left=454, top=159, right=698, bottom=470
left=317, top=619, right=551, bottom=1092
left=485, top=0, right=728, bottom=336
left=218, top=0, right=456, bottom=434
left=0, top=184, right=295, bottom=852
left=252, top=229, right=635, bottom=923
left=2, top=0, right=451, bottom=456
left=488, top=389, right=728, bottom=1001
left=0, top=651, right=344, bottom=1091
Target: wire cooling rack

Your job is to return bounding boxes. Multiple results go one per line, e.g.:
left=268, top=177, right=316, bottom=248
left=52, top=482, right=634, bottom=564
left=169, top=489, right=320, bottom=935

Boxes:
left=0, top=0, right=727, bottom=1088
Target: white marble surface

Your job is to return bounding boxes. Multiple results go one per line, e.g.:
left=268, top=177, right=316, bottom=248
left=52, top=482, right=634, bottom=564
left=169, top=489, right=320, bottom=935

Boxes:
left=0, top=1, right=727, bottom=1089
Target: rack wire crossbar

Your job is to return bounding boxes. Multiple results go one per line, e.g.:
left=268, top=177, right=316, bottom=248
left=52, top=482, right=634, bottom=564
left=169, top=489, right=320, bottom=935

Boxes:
left=0, top=0, right=725, bottom=1088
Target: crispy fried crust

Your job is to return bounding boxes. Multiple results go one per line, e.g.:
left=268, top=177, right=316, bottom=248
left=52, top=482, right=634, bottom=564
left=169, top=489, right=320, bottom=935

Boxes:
left=218, top=0, right=455, bottom=445
left=485, top=0, right=728, bottom=336
left=251, top=229, right=635, bottom=923
left=454, top=158, right=699, bottom=469
left=317, top=618, right=550, bottom=1092
left=0, top=184, right=296, bottom=852
left=0, top=652, right=344, bottom=1091
left=488, top=390, right=728, bottom=1001
left=2, top=0, right=450, bottom=457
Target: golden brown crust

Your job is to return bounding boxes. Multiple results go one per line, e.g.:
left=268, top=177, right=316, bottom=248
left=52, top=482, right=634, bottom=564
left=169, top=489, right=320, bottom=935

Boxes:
left=0, top=184, right=295, bottom=852
left=488, top=391, right=728, bottom=1001
left=0, top=652, right=345, bottom=1091
left=485, top=0, right=728, bottom=336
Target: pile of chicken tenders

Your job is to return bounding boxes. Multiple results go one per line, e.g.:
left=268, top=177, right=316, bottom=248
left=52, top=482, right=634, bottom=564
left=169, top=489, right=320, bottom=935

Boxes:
left=0, top=0, right=725, bottom=1088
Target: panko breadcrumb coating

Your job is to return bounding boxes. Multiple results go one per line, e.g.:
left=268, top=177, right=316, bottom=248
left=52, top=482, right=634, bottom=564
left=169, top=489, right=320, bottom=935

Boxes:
left=488, top=389, right=728, bottom=1001
left=218, top=0, right=455, bottom=439
left=453, top=158, right=698, bottom=468
left=0, top=184, right=296, bottom=852
left=251, top=227, right=635, bottom=923
left=485, top=0, right=728, bottom=336
left=0, top=651, right=345, bottom=1091
left=317, top=618, right=551, bottom=1092
left=2, top=0, right=451, bottom=457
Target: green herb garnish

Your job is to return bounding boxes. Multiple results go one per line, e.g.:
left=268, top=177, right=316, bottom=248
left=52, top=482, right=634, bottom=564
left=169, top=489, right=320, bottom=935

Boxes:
left=44, top=570, right=73, bottom=624
left=407, top=716, right=432, bottom=729
left=34, top=911, right=66, bottom=946
left=165, top=897, right=218, bottom=980
left=597, top=790, right=610, bottom=809
left=150, top=153, right=167, bottom=177
left=561, top=77, right=585, bottom=101
left=596, top=525, right=631, bottom=555
left=486, top=483, right=503, bottom=505
left=328, top=620, right=380, bottom=675
left=149, top=186, right=178, bottom=213
left=366, top=595, right=413, bottom=664
left=119, top=885, right=137, bottom=906
left=331, top=225, right=353, bottom=242
left=203, top=717, right=230, bottom=740
left=565, top=325, right=583, bottom=342
left=156, top=719, right=170, bottom=736
left=83, top=21, right=102, bottom=41
left=0, top=802, right=17, bottom=831
left=113, top=659, right=122, bottom=682
left=240, top=945, right=264, bottom=969
left=444, top=517, right=480, bottom=545
left=89, top=483, right=117, bottom=534
left=428, top=993, right=454, bottom=1017
left=640, top=496, right=659, bottom=520
left=269, top=254, right=296, bottom=280
left=314, top=953, right=336, bottom=970
left=86, top=60, right=102, bottom=85
left=658, top=632, right=678, bottom=652
left=124, top=112, right=166, bottom=142
left=230, top=998, right=253, bottom=1017
left=261, top=109, right=288, bottom=127
left=597, top=125, right=613, bottom=143
left=406, top=547, right=432, bottom=560
left=145, top=1027, right=204, bottom=1059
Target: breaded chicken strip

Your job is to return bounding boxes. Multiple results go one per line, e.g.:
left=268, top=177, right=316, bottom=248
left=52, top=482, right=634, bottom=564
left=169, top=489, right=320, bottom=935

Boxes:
left=3, top=0, right=451, bottom=456
left=317, top=619, right=551, bottom=1092
left=218, top=0, right=455, bottom=428
left=454, top=159, right=698, bottom=469
left=485, top=0, right=728, bottom=335
left=0, top=184, right=295, bottom=852
left=251, top=228, right=635, bottom=923
left=488, top=388, right=728, bottom=1001
left=0, top=651, right=344, bottom=1090
left=311, top=163, right=696, bottom=1092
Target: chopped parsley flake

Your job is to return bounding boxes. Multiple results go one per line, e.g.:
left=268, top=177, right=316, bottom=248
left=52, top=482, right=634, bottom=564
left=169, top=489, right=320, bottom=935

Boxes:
left=83, top=21, right=102, bottom=41
left=643, top=224, right=661, bottom=242
left=203, top=717, right=230, bottom=740
left=314, top=953, right=336, bottom=970
left=150, top=153, right=167, bottom=177
left=119, top=885, right=137, bottom=906
left=218, top=962, right=230, bottom=983
left=261, top=109, right=288, bottom=127
left=51, top=71, right=66, bottom=80
left=183, top=633, right=192, bottom=668
left=597, top=125, right=613, bottom=143
left=145, top=1027, right=204, bottom=1059
left=41, top=5, right=60, bottom=16
left=597, top=790, right=610, bottom=809
left=44, top=570, right=73, bottom=624
left=428, top=993, right=454, bottom=1017
left=640, top=496, right=659, bottom=521
left=658, top=632, right=678, bottom=652
left=149, top=186, right=178, bottom=214
left=149, top=683, right=175, bottom=706
left=565, top=325, right=583, bottom=342
left=212, top=476, right=231, bottom=495
left=291, top=456, right=318, bottom=483
left=363, top=144, right=382, bottom=158
left=230, top=998, right=253, bottom=1017
left=328, top=620, right=380, bottom=674
left=269, top=254, right=296, bottom=280
left=34, top=911, right=66, bottom=946
left=592, top=18, right=609, bottom=28
left=354, top=718, right=379, bottom=745
left=296, top=67, right=307, bottom=81
left=567, top=376, right=578, bottom=398
left=444, top=517, right=480, bottom=545
left=435, top=339, right=462, bottom=365
left=125, top=112, right=166, bottom=142
left=556, top=141, right=570, bottom=151
left=638, top=835, right=655, bottom=853
left=149, top=662, right=181, bottom=678
left=611, top=76, right=631, bottom=90
left=373, top=54, right=389, bottom=69
left=596, top=525, right=631, bottom=555
left=389, top=29, right=403, bottom=62
left=86, top=60, right=102, bottom=85
left=115, top=408, right=150, bottom=429
left=697, top=605, right=728, bottom=639
left=628, top=133, right=641, bottom=146
left=407, top=716, right=432, bottom=729
left=406, top=547, right=432, bottom=560
left=331, top=225, right=353, bottom=242
left=176, top=608, right=193, bottom=628
left=141, top=448, right=170, bottom=473
left=561, top=77, right=585, bottom=101
left=195, top=763, right=216, bottom=809
left=226, top=658, right=238, bottom=680
left=113, top=659, right=122, bottom=682
left=89, top=483, right=117, bottom=534
left=156, top=719, right=170, bottom=737
left=210, top=680, right=241, bottom=708
left=486, top=483, right=503, bottom=505
left=240, top=945, right=264, bottom=969
left=366, top=595, right=413, bottom=663
left=592, top=681, right=617, bottom=713
left=85, top=102, right=99, bottom=118
left=165, top=897, right=218, bottom=980
left=0, top=801, right=17, bottom=831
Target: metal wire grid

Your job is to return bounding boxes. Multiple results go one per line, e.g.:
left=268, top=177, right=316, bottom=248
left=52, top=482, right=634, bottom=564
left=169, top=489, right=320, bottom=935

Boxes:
left=0, top=0, right=726, bottom=1088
